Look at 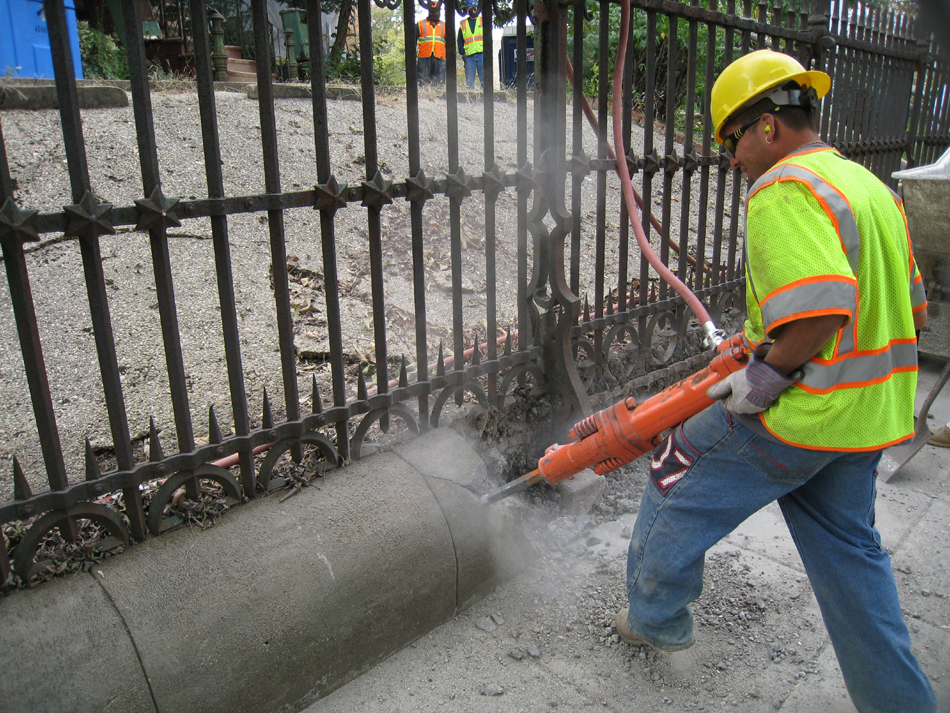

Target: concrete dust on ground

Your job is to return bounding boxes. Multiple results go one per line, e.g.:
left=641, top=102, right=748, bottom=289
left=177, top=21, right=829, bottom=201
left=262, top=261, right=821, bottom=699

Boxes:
left=305, top=356, right=950, bottom=713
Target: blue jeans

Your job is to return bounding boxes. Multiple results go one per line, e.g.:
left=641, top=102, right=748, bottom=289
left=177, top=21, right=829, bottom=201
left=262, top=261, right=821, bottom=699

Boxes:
left=464, top=52, right=484, bottom=89
left=626, top=402, right=936, bottom=713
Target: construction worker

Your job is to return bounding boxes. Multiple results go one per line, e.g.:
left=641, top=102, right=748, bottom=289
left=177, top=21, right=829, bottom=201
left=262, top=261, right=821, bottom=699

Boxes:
left=457, top=0, right=484, bottom=90
left=615, top=49, right=936, bottom=713
left=415, top=1, right=445, bottom=86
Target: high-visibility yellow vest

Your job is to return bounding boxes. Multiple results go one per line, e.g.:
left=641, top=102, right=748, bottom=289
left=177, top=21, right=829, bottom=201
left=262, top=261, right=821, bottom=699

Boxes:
left=461, top=16, right=483, bottom=55
left=417, top=19, right=445, bottom=59
left=742, top=146, right=927, bottom=451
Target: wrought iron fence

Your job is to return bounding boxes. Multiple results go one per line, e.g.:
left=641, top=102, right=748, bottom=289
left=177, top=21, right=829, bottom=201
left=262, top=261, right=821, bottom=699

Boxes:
left=0, top=0, right=945, bottom=588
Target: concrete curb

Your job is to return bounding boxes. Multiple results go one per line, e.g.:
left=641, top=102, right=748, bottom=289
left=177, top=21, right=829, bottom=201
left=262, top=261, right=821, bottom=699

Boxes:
left=0, top=85, right=129, bottom=111
left=0, top=429, right=527, bottom=713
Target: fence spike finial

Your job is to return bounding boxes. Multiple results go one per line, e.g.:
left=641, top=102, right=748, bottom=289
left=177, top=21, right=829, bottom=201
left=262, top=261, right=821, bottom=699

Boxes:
left=12, top=457, right=32, bottom=501
left=399, top=356, right=409, bottom=388
left=149, top=417, right=164, bottom=462
left=471, top=341, right=480, bottom=365
left=262, top=388, right=273, bottom=430
left=584, top=295, right=590, bottom=322
left=357, top=370, right=369, bottom=401
left=437, top=342, right=445, bottom=376
left=209, top=406, right=222, bottom=445
left=85, top=440, right=102, bottom=482
left=312, top=376, right=323, bottom=414
left=504, top=328, right=512, bottom=357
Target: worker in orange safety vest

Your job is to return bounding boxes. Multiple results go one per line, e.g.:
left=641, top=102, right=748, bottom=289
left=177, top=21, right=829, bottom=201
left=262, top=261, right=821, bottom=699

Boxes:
left=414, top=1, right=445, bottom=86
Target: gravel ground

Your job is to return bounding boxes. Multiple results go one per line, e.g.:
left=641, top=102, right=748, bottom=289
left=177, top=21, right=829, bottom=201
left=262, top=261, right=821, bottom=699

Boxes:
left=0, top=86, right=739, bottom=500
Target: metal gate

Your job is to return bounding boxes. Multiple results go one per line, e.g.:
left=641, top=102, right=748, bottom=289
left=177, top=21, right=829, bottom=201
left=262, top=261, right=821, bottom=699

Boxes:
left=0, top=0, right=946, bottom=588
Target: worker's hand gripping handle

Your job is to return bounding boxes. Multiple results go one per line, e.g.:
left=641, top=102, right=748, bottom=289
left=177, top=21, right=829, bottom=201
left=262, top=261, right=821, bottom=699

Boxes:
left=536, top=346, right=749, bottom=484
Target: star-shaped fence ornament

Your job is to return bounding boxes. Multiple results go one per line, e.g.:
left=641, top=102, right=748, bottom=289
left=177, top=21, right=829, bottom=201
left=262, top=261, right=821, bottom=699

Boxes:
left=361, top=171, right=394, bottom=210
left=569, top=150, right=591, bottom=179
left=0, top=197, right=40, bottom=246
left=663, top=148, right=680, bottom=175
left=683, top=149, right=701, bottom=172
left=314, top=175, right=349, bottom=214
left=642, top=149, right=661, bottom=175
left=64, top=190, right=115, bottom=239
left=405, top=170, right=435, bottom=204
left=445, top=167, right=471, bottom=201
left=515, top=163, right=536, bottom=192
left=134, top=186, right=181, bottom=233
left=481, top=165, right=507, bottom=201
left=625, top=148, right=640, bottom=176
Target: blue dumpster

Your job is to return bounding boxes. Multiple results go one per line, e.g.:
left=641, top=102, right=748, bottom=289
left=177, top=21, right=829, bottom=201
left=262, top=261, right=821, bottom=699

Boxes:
left=499, top=34, right=533, bottom=88
left=0, top=0, right=84, bottom=79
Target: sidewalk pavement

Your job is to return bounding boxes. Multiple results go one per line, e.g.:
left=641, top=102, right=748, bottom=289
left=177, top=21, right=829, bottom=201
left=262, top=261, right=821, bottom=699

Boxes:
left=303, top=353, right=950, bottom=713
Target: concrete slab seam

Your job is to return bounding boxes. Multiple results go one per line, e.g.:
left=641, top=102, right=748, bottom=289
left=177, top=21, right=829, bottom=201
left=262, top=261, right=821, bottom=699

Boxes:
left=90, top=569, right=160, bottom=713
left=396, top=451, right=463, bottom=610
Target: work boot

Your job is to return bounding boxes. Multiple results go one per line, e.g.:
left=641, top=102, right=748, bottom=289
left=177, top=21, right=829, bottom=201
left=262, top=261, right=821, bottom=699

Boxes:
left=614, top=608, right=649, bottom=647
left=929, top=425, right=950, bottom=448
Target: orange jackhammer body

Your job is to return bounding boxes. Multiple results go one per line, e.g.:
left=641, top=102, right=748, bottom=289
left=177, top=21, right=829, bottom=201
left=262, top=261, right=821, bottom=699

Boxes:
left=480, top=346, right=749, bottom=504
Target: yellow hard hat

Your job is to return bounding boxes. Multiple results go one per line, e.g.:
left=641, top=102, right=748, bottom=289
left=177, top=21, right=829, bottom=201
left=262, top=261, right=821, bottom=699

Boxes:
left=711, top=50, right=831, bottom=144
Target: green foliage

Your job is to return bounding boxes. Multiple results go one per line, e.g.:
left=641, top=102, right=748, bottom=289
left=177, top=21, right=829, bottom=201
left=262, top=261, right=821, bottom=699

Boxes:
left=77, top=20, right=129, bottom=80
left=566, top=2, right=754, bottom=135
left=370, top=6, right=406, bottom=85
left=323, top=5, right=406, bottom=85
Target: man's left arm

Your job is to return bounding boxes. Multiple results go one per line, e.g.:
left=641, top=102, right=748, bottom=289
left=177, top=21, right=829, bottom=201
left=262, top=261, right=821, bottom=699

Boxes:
left=762, top=314, right=847, bottom=376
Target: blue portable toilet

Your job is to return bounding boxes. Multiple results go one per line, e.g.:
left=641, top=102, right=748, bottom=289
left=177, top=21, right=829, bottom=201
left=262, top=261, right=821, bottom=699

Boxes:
left=499, top=32, right=533, bottom=89
left=0, top=0, right=84, bottom=79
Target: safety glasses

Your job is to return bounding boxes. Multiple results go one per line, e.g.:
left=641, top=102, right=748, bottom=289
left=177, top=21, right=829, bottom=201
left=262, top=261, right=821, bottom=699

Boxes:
left=721, top=115, right=763, bottom=157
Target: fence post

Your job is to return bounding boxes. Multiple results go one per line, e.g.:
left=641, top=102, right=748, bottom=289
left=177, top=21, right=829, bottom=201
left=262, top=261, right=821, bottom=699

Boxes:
left=533, top=0, right=591, bottom=422
left=210, top=10, right=229, bottom=82
left=285, top=29, right=299, bottom=80
left=906, top=39, right=934, bottom=169
left=806, top=0, right=834, bottom=72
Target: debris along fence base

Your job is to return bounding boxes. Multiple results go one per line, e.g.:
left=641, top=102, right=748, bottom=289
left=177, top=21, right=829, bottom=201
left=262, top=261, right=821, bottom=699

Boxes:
left=0, top=0, right=946, bottom=588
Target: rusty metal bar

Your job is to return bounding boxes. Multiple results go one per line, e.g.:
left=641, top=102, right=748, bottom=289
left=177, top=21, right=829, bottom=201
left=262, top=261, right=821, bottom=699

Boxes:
left=678, top=6, right=698, bottom=292
left=516, top=0, right=529, bottom=355
left=252, top=0, right=302, bottom=462
left=400, top=0, right=431, bottom=431
left=47, top=0, right=132, bottom=538
left=570, top=0, right=585, bottom=299
left=638, top=6, right=657, bottom=327
left=617, top=5, right=635, bottom=313
left=482, top=0, right=498, bottom=403
left=445, top=0, right=465, bottom=394
left=594, top=0, right=609, bottom=363
left=307, top=0, right=351, bottom=459
left=658, top=13, right=677, bottom=303
left=190, top=0, right=256, bottom=494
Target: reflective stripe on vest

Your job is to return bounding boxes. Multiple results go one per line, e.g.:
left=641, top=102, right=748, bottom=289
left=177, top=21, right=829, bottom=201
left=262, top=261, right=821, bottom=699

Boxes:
left=799, top=340, right=919, bottom=392
left=758, top=277, right=857, bottom=334
left=461, top=16, right=483, bottom=54
left=418, top=20, right=445, bottom=59
left=750, top=162, right=861, bottom=356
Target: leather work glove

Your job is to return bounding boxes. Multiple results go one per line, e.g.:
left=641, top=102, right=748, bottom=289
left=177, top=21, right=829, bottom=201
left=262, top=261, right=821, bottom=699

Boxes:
left=706, top=356, right=797, bottom=414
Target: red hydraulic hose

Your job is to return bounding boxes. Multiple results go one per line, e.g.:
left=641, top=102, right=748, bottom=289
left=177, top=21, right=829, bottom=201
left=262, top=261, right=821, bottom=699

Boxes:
left=611, top=1, right=722, bottom=348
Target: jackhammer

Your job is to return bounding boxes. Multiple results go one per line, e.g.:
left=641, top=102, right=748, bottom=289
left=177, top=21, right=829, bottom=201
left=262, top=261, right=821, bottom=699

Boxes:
left=480, top=343, right=750, bottom=504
